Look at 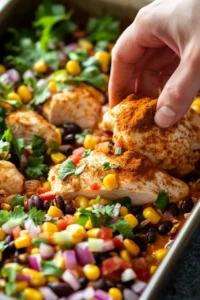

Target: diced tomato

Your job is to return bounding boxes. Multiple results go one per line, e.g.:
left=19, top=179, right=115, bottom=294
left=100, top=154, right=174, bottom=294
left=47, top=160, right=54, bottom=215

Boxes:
left=12, top=226, right=21, bottom=239
left=132, top=257, right=150, bottom=281
left=73, top=147, right=85, bottom=157
left=98, top=227, right=113, bottom=240
left=95, top=142, right=111, bottom=153
left=40, top=191, right=56, bottom=201
left=37, top=186, right=49, bottom=194
left=64, top=215, right=76, bottom=226
left=101, top=257, right=132, bottom=277
left=113, top=237, right=124, bottom=249
left=70, top=155, right=82, bottom=165
left=90, top=183, right=100, bottom=190
left=57, top=219, right=68, bottom=231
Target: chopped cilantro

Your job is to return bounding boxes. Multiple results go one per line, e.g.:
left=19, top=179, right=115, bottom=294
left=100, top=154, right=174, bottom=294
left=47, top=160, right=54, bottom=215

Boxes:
left=102, top=162, right=119, bottom=171
left=41, top=260, right=63, bottom=277
left=56, top=82, right=73, bottom=92
left=32, top=86, right=51, bottom=105
left=83, top=149, right=91, bottom=157
left=75, top=163, right=88, bottom=177
left=25, top=156, right=48, bottom=179
left=77, top=208, right=100, bottom=228
left=155, top=190, right=170, bottom=213
left=114, top=196, right=131, bottom=208
left=31, top=135, right=46, bottom=156
left=1, top=268, right=16, bottom=296
left=32, top=237, right=49, bottom=247
left=12, top=138, right=25, bottom=165
left=75, top=129, right=92, bottom=140
left=58, top=159, right=87, bottom=180
left=94, top=195, right=101, bottom=204
left=11, top=206, right=27, bottom=221
left=94, top=168, right=98, bottom=172
left=100, top=176, right=105, bottom=180
left=0, top=241, right=7, bottom=252
left=9, top=194, right=26, bottom=207
left=28, top=207, right=46, bottom=225
left=0, top=210, right=10, bottom=226
left=48, top=141, right=59, bottom=154
left=114, top=147, right=122, bottom=155
left=110, top=219, right=134, bottom=239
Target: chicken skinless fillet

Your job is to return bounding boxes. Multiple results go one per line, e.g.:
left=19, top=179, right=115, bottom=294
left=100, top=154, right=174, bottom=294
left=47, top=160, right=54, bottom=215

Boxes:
left=5, top=109, right=59, bottom=145
left=42, top=85, right=105, bottom=129
left=0, top=160, right=24, bottom=195
left=100, top=95, right=200, bottom=176
left=48, top=150, right=189, bottom=204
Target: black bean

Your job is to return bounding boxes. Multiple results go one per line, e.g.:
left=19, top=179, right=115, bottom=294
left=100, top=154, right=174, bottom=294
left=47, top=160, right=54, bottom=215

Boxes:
left=131, top=206, right=143, bottom=215
left=180, top=198, right=194, bottom=213
left=132, top=236, right=147, bottom=252
left=116, top=282, right=127, bottom=290
left=48, top=282, right=73, bottom=297
left=62, top=123, right=82, bottom=136
left=65, top=203, right=76, bottom=215
left=79, top=277, right=88, bottom=289
left=27, top=195, right=43, bottom=210
left=146, top=231, right=156, bottom=243
left=63, top=134, right=75, bottom=145
left=148, top=225, right=158, bottom=233
left=88, top=278, right=109, bottom=291
left=95, top=252, right=111, bottom=265
left=168, top=203, right=179, bottom=216
left=158, top=221, right=173, bottom=235
left=4, top=235, right=12, bottom=244
left=43, top=200, right=52, bottom=211
left=135, top=213, right=145, bottom=223
left=55, top=195, right=65, bottom=212
left=7, top=241, right=16, bottom=252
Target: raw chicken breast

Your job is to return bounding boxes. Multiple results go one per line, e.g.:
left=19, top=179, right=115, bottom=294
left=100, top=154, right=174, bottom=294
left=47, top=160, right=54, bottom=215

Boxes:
left=5, top=110, right=59, bottom=145
left=0, top=160, right=24, bottom=194
left=48, top=150, right=189, bottom=205
left=101, top=94, right=200, bottom=176
left=43, top=85, right=105, bottom=129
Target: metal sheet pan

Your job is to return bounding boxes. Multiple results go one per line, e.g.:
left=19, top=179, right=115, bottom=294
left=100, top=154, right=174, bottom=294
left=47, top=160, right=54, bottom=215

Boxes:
left=0, top=1, right=200, bottom=300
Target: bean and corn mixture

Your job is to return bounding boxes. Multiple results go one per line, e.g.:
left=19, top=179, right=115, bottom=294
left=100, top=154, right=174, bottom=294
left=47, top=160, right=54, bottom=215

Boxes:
left=0, top=1, right=199, bottom=299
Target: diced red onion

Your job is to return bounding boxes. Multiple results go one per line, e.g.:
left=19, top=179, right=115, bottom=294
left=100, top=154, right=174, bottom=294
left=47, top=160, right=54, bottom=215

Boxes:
left=163, top=210, right=173, bottom=219
left=112, top=203, right=121, bottom=218
left=94, top=290, right=112, bottom=300
left=2, top=219, right=21, bottom=234
left=22, top=70, right=36, bottom=80
left=68, top=288, right=95, bottom=300
left=6, top=69, right=20, bottom=82
left=75, top=242, right=95, bottom=266
left=102, top=240, right=115, bottom=252
left=165, top=239, right=174, bottom=249
left=40, top=243, right=54, bottom=260
left=28, top=254, right=41, bottom=271
left=24, top=150, right=32, bottom=160
left=84, top=287, right=95, bottom=299
left=123, top=289, right=139, bottom=300
left=62, top=270, right=80, bottom=290
left=131, top=281, right=147, bottom=295
left=93, top=203, right=103, bottom=210
left=39, top=287, right=58, bottom=300
left=114, top=234, right=123, bottom=241
left=24, top=218, right=40, bottom=238
left=64, top=43, right=78, bottom=52
left=16, top=273, right=31, bottom=283
left=36, top=78, right=47, bottom=88
left=45, top=214, right=53, bottom=222
left=121, top=268, right=137, bottom=282
left=63, top=250, right=78, bottom=268
left=139, top=220, right=150, bottom=228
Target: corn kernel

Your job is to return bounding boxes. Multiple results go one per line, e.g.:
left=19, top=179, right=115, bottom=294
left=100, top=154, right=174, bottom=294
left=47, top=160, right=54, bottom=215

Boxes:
left=103, top=174, right=118, bottom=191
left=95, top=51, right=111, bottom=73
left=47, top=206, right=63, bottom=218
left=66, top=224, right=86, bottom=243
left=85, top=219, right=92, bottom=230
left=120, top=206, right=128, bottom=216
left=34, top=59, right=48, bottom=73
left=78, top=39, right=93, bottom=51
left=0, top=228, right=5, bottom=241
left=17, top=85, right=32, bottom=103
left=153, top=248, right=168, bottom=261
left=14, top=235, right=32, bottom=249
left=16, top=281, right=28, bottom=292
left=124, top=239, right=140, bottom=257
left=55, top=128, right=62, bottom=146
left=87, top=228, right=100, bottom=238
left=7, top=92, right=21, bottom=101
left=30, top=248, right=39, bottom=255
left=42, top=222, right=57, bottom=233
left=47, top=275, right=59, bottom=282
left=0, top=65, right=6, bottom=74
left=75, top=196, right=88, bottom=208
left=120, top=249, right=131, bottom=262
left=51, top=152, right=66, bottom=164
left=24, top=287, right=44, bottom=300
left=84, top=134, right=100, bottom=149
left=143, top=207, right=161, bottom=224
left=191, top=98, right=200, bottom=114
left=0, top=203, right=11, bottom=211
left=48, top=80, right=57, bottom=93
left=53, top=256, right=65, bottom=270
left=83, top=264, right=100, bottom=281
left=88, top=199, right=95, bottom=206
left=124, top=214, right=138, bottom=229
left=108, top=288, right=123, bottom=300
left=74, top=211, right=81, bottom=219
left=99, top=198, right=110, bottom=205
left=86, top=207, right=93, bottom=211
left=22, top=269, right=46, bottom=287
left=66, top=60, right=81, bottom=75
left=43, top=181, right=51, bottom=190
left=150, top=265, right=157, bottom=274
left=20, top=230, right=29, bottom=237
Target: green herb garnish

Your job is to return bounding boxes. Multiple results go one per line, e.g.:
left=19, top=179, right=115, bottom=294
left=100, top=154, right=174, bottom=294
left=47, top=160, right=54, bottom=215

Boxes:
left=9, top=194, right=26, bottom=207
left=155, top=190, right=170, bottom=213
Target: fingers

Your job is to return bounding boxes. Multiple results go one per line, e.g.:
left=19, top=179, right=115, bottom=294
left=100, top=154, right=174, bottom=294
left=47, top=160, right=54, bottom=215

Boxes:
left=154, top=57, right=200, bottom=127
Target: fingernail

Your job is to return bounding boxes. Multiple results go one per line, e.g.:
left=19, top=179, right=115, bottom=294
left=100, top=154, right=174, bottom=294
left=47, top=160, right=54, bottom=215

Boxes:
left=154, top=106, right=176, bottom=128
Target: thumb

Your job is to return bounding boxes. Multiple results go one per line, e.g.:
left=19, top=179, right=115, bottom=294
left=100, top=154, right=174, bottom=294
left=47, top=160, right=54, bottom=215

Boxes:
left=154, top=58, right=200, bottom=128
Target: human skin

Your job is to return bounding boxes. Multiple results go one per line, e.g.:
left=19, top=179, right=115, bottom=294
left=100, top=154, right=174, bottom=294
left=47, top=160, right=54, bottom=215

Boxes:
left=109, top=0, right=200, bottom=128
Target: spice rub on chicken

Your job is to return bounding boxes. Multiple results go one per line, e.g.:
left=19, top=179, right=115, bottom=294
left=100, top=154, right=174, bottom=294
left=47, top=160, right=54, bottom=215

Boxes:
left=101, top=95, right=200, bottom=176
left=43, top=85, right=105, bottom=129
left=0, top=160, right=24, bottom=195
left=5, top=110, right=59, bottom=145
left=48, top=150, right=189, bottom=204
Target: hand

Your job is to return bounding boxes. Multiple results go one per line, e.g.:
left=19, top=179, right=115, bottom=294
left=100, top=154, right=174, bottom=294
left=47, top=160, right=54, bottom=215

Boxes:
left=109, top=0, right=200, bottom=127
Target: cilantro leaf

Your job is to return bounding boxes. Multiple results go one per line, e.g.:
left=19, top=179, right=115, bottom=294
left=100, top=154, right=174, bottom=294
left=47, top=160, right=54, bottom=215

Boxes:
left=32, top=237, right=49, bottom=247
left=114, top=147, right=122, bottom=155
left=0, top=241, right=7, bottom=252
left=57, top=159, right=76, bottom=180
left=0, top=210, right=10, bottom=226
left=76, top=215, right=89, bottom=227
left=41, top=260, right=63, bottom=277
left=75, top=129, right=92, bottom=140
left=9, top=194, right=26, bottom=207
left=28, top=207, right=46, bottom=225
left=12, top=138, right=25, bottom=164
left=110, top=219, right=134, bottom=239
left=114, top=197, right=131, bottom=208
left=83, top=149, right=91, bottom=157
left=2, top=268, right=16, bottom=296
left=56, top=83, right=73, bottom=92
left=48, top=141, right=59, bottom=154
left=32, top=86, right=51, bottom=105
left=155, top=190, right=170, bottom=213
left=77, top=208, right=100, bottom=228
left=11, top=206, right=27, bottom=220
left=75, top=163, right=87, bottom=177
left=68, top=49, right=88, bottom=62
left=43, top=51, right=59, bottom=69
left=26, top=156, right=48, bottom=179
left=103, top=162, right=119, bottom=171
left=31, top=135, right=46, bottom=156
left=94, top=195, right=101, bottom=204
left=49, top=69, right=68, bottom=82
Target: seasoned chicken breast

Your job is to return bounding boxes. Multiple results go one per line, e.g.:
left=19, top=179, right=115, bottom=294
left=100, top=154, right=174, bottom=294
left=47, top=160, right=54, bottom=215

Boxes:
left=48, top=150, right=189, bottom=205
left=43, top=85, right=105, bottom=129
left=5, top=110, right=59, bottom=145
left=0, top=160, right=24, bottom=194
left=101, top=95, right=200, bottom=176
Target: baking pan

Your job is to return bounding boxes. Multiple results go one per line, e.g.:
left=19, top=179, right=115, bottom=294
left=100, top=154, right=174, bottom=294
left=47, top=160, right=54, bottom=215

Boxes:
left=0, top=1, right=200, bottom=300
